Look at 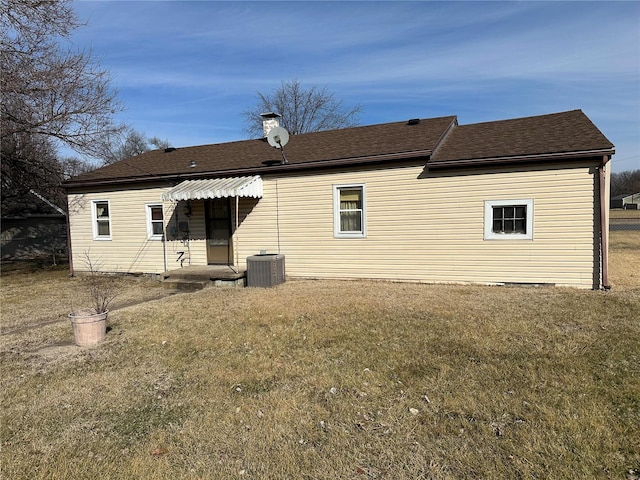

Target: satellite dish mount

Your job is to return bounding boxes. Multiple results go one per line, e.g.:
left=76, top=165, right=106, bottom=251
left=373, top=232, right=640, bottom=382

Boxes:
left=266, top=126, right=290, bottom=165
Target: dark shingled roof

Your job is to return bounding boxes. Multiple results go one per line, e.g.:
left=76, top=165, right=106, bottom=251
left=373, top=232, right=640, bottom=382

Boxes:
left=63, top=110, right=614, bottom=188
left=64, top=116, right=456, bottom=187
left=430, top=109, right=614, bottom=167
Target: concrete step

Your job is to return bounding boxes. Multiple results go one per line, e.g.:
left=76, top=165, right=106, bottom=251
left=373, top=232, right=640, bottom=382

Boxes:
left=161, top=278, right=209, bottom=292
left=161, top=266, right=246, bottom=290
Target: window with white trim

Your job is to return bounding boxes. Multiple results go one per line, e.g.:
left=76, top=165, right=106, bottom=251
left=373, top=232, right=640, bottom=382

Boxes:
left=484, top=199, right=533, bottom=240
left=146, top=204, right=164, bottom=240
left=334, top=184, right=366, bottom=238
left=92, top=200, right=111, bottom=240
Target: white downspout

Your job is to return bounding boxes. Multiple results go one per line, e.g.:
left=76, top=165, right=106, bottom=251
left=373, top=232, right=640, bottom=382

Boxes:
left=599, top=156, right=611, bottom=290
left=232, top=195, right=240, bottom=273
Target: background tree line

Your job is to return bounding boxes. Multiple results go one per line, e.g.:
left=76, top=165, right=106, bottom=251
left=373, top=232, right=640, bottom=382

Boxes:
left=611, top=169, right=640, bottom=198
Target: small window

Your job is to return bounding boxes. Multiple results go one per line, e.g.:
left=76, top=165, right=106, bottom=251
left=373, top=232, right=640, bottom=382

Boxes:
left=334, top=184, right=366, bottom=238
left=484, top=199, right=533, bottom=240
left=147, top=204, right=164, bottom=240
left=92, top=200, right=111, bottom=240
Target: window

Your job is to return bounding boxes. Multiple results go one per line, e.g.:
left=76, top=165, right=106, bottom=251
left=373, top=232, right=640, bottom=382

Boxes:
left=484, top=199, right=533, bottom=240
left=147, top=204, right=164, bottom=240
left=92, top=200, right=111, bottom=240
left=334, top=184, right=366, bottom=238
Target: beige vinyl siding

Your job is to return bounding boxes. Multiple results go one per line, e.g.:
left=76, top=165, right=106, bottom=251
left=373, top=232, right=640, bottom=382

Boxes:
left=67, top=160, right=602, bottom=288
left=68, top=184, right=198, bottom=274
left=236, top=163, right=600, bottom=288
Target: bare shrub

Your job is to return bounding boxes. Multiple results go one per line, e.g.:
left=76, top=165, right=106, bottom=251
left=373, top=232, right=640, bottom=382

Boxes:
left=75, top=251, right=122, bottom=314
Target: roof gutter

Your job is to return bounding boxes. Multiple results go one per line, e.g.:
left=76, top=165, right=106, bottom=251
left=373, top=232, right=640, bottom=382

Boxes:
left=62, top=149, right=433, bottom=189
left=427, top=148, right=615, bottom=170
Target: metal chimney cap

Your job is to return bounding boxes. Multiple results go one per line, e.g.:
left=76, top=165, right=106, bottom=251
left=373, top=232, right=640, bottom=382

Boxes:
left=260, top=112, right=281, bottom=119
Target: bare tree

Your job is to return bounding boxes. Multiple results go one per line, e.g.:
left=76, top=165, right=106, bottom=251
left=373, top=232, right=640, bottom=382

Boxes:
left=1, top=0, right=125, bottom=214
left=242, top=79, right=362, bottom=138
left=1, top=0, right=124, bottom=156
left=60, top=156, right=94, bottom=180
left=1, top=131, right=66, bottom=215
left=97, top=128, right=171, bottom=165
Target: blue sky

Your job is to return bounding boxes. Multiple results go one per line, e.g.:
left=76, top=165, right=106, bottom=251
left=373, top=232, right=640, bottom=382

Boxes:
left=70, top=1, right=640, bottom=172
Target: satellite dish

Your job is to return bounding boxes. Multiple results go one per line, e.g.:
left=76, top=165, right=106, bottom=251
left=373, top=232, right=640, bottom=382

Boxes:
left=267, top=126, right=289, bottom=149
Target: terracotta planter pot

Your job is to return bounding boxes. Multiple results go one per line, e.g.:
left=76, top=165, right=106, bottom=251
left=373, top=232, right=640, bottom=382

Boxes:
left=69, top=309, right=108, bottom=346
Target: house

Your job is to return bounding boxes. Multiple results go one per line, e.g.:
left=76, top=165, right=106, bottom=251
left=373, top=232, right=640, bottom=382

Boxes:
left=611, top=192, right=640, bottom=210
left=63, top=109, right=615, bottom=289
left=1, top=213, right=67, bottom=260
left=1, top=190, right=68, bottom=261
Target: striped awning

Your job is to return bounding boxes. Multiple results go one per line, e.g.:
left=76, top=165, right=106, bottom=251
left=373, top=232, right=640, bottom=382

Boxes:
left=162, top=176, right=263, bottom=201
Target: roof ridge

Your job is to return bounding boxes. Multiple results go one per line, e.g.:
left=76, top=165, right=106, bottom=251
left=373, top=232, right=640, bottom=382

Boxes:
left=288, top=114, right=458, bottom=138
left=141, top=114, right=460, bottom=151
left=459, top=109, right=584, bottom=128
